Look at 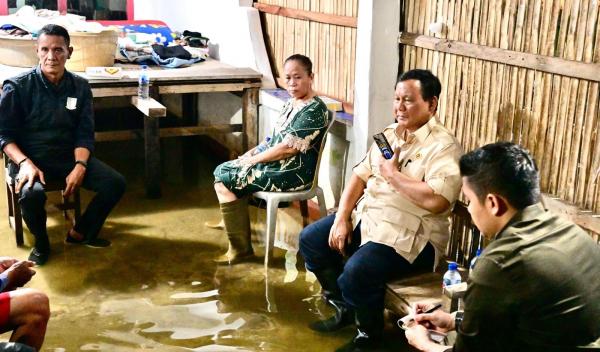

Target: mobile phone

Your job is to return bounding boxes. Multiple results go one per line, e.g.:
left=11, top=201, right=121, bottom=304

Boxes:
left=373, top=133, right=393, bottom=159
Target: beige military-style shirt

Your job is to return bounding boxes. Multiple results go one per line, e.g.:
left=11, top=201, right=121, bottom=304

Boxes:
left=352, top=117, right=462, bottom=266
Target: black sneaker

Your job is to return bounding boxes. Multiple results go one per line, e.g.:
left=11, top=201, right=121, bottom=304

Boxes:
left=28, top=248, right=49, bottom=265
left=85, top=238, right=111, bottom=248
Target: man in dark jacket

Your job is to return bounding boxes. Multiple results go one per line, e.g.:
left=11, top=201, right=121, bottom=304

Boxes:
left=0, top=24, right=126, bottom=265
left=406, top=142, right=600, bottom=352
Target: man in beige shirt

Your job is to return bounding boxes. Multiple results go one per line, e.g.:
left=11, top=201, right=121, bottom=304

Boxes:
left=299, top=69, right=462, bottom=352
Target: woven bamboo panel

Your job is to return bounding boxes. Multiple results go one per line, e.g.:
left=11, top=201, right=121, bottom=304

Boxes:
left=401, top=0, right=600, bottom=214
left=258, top=0, right=357, bottom=105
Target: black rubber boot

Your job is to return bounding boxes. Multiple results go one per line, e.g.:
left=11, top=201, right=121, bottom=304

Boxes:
left=309, top=267, right=354, bottom=333
left=335, top=307, right=384, bottom=352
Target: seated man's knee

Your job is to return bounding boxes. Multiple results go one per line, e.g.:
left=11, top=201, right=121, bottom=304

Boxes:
left=17, top=186, right=46, bottom=208
left=22, top=289, right=49, bottom=320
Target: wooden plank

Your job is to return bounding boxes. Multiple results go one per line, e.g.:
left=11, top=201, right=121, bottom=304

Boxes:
left=92, top=87, right=137, bottom=98
left=94, top=124, right=243, bottom=142
left=130, top=97, right=166, bottom=118
left=253, top=2, right=357, bottom=28
left=158, top=82, right=261, bottom=95
left=543, top=194, right=600, bottom=236
left=398, top=32, right=600, bottom=82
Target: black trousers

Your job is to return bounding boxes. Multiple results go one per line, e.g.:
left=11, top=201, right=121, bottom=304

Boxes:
left=13, top=156, right=126, bottom=246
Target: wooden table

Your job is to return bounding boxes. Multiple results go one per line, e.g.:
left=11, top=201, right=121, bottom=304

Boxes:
left=0, top=60, right=262, bottom=198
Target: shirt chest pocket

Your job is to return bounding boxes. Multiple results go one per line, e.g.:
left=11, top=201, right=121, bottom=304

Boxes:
left=401, top=157, right=426, bottom=181
left=378, top=207, right=422, bottom=252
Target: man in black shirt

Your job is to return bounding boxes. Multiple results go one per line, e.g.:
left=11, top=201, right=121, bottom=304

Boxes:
left=0, top=24, right=126, bottom=265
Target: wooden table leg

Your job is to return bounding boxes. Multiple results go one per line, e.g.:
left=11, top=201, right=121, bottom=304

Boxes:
left=242, top=87, right=259, bottom=151
left=144, top=115, right=161, bottom=198
left=131, top=92, right=166, bottom=199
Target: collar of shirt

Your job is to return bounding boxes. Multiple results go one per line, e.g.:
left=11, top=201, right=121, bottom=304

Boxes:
left=394, top=116, right=437, bottom=147
left=35, top=64, right=69, bottom=94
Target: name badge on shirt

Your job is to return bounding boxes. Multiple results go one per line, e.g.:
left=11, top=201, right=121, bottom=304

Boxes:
left=66, top=97, right=77, bottom=110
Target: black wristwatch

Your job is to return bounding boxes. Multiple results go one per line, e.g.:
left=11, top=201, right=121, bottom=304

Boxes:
left=454, top=311, right=464, bottom=330
left=75, top=160, right=88, bottom=168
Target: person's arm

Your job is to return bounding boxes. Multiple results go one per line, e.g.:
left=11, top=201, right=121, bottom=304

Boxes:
left=242, top=142, right=299, bottom=164
left=379, top=147, right=450, bottom=213
left=64, top=147, right=90, bottom=197
left=328, top=173, right=366, bottom=255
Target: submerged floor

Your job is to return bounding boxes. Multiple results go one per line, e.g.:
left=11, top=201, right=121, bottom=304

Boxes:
left=0, top=139, right=413, bottom=351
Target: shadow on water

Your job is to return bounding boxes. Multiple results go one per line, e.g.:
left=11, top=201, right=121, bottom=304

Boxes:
left=0, top=139, right=417, bottom=351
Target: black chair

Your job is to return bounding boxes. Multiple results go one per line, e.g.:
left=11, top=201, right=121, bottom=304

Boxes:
left=4, top=156, right=81, bottom=246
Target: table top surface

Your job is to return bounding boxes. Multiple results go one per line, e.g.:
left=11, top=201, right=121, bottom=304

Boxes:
left=0, top=58, right=263, bottom=87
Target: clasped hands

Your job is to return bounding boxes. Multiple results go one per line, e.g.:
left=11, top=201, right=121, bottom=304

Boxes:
left=15, top=159, right=85, bottom=197
left=404, top=302, right=455, bottom=351
left=0, top=257, right=36, bottom=291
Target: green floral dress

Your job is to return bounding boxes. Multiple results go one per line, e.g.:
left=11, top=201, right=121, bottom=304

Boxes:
left=214, top=96, right=330, bottom=198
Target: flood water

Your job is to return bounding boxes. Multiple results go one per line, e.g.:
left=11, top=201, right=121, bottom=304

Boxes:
left=0, top=140, right=413, bottom=351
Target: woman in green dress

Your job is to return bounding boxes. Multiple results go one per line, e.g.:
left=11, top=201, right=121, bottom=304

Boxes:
left=211, top=54, right=331, bottom=264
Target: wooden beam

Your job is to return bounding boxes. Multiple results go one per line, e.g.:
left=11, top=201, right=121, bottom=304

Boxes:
left=130, top=97, right=167, bottom=118
left=158, top=82, right=261, bottom=95
left=94, top=124, right=243, bottom=142
left=542, top=194, right=600, bottom=235
left=92, top=87, right=138, bottom=98
left=398, top=32, right=600, bottom=82
left=253, top=3, right=357, bottom=28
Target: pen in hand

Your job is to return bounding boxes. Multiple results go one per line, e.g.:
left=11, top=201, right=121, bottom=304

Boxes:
left=421, top=303, right=442, bottom=315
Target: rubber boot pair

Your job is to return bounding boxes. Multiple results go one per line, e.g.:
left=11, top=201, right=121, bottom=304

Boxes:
left=335, top=307, right=384, bottom=352
left=213, top=197, right=254, bottom=264
left=309, top=268, right=354, bottom=333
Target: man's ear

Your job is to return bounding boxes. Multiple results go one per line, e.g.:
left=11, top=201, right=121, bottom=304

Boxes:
left=68, top=46, right=74, bottom=59
left=486, top=193, right=509, bottom=217
left=428, top=96, right=438, bottom=114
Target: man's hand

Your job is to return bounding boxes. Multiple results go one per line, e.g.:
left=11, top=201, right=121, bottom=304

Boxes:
left=3, top=261, right=36, bottom=291
left=413, top=302, right=455, bottom=333
left=15, top=159, right=45, bottom=194
left=378, top=146, right=401, bottom=182
left=64, top=164, right=86, bottom=197
left=0, top=257, right=18, bottom=273
left=405, top=323, right=447, bottom=352
left=328, top=216, right=353, bottom=256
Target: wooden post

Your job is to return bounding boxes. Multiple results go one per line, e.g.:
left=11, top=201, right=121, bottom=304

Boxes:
left=242, top=87, right=259, bottom=151
left=131, top=90, right=166, bottom=199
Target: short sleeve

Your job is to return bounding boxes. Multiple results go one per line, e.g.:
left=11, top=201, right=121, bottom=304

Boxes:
left=352, top=143, right=375, bottom=182
left=424, top=143, right=462, bottom=203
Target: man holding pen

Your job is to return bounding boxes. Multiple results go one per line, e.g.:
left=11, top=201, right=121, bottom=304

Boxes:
left=406, top=142, right=600, bottom=351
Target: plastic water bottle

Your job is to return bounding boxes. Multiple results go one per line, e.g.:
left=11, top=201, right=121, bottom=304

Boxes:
left=138, top=65, right=150, bottom=100
left=442, top=262, right=462, bottom=289
left=469, top=249, right=482, bottom=277
left=256, top=136, right=271, bottom=153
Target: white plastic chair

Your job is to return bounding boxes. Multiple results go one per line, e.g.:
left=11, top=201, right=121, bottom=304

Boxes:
left=253, top=111, right=335, bottom=269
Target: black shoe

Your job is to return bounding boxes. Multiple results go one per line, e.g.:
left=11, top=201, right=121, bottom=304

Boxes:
left=335, top=307, right=383, bottom=352
left=309, top=299, right=354, bottom=333
left=85, top=238, right=111, bottom=248
left=28, top=248, right=49, bottom=266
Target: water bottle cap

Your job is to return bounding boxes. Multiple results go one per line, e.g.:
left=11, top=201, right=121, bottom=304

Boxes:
left=475, top=249, right=482, bottom=256
left=448, top=262, right=458, bottom=270
left=141, top=65, right=148, bottom=69
left=265, top=136, right=271, bottom=142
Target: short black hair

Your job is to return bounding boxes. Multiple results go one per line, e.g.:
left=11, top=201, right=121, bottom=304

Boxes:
left=285, top=54, right=313, bottom=76
left=460, top=142, right=540, bottom=210
left=397, top=69, right=441, bottom=101
left=38, top=24, right=70, bottom=47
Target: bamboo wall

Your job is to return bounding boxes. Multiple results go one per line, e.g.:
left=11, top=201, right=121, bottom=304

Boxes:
left=257, top=0, right=358, bottom=104
left=401, top=0, right=600, bottom=213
